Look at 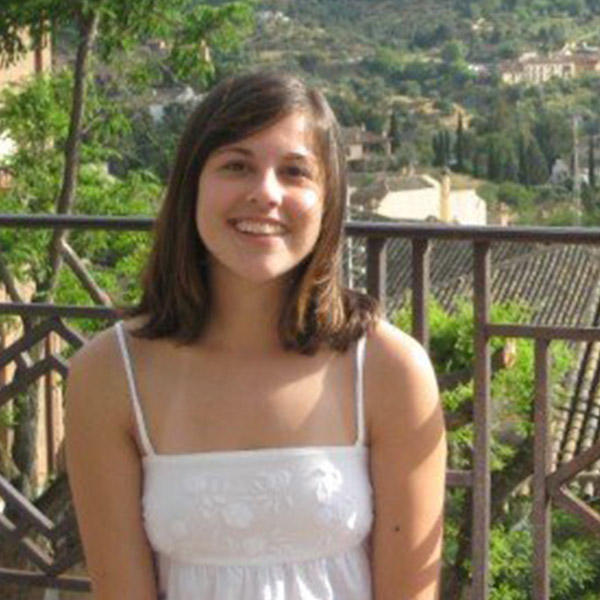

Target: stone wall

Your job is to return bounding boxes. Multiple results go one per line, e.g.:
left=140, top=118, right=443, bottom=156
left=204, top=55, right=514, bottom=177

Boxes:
left=0, top=282, right=65, bottom=495
left=0, top=29, right=51, bottom=90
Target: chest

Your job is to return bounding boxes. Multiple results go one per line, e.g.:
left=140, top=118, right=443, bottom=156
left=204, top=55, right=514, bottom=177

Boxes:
left=143, top=450, right=374, bottom=566
left=132, top=345, right=358, bottom=454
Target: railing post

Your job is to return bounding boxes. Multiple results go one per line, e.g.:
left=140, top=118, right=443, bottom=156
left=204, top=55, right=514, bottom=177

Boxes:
left=472, top=241, right=491, bottom=599
left=533, top=339, right=551, bottom=600
left=411, top=239, right=430, bottom=351
left=366, top=237, right=387, bottom=311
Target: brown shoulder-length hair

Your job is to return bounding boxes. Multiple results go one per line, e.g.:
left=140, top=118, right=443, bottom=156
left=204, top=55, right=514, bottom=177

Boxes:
left=126, top=70, right=380, bottom=354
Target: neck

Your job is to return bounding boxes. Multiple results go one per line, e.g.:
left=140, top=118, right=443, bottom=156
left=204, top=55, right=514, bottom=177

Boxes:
left=200, top=266, right=294, bottom=355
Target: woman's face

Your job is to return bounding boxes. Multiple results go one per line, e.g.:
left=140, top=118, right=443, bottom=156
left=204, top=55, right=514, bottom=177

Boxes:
left=196, top=111, right=325, bottom=285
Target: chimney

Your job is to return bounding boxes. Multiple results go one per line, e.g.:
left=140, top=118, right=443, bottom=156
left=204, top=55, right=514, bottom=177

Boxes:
left=199, top=39, right=212, bottom=65
left=499, top=202, right=511, bottom=226
left=440, top=167, right=451, bottom=223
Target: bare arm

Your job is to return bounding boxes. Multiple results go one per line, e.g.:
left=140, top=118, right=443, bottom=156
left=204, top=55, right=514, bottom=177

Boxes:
left=65, top=329, right=158, bottom=599
left=368, top=321, right=447, bottom=600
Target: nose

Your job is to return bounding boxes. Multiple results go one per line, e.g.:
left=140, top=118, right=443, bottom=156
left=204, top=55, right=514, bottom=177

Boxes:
left=250, top=168, right=284, bottom=208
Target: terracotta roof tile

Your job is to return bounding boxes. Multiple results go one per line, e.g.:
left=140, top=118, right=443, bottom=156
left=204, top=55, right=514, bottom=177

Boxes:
left=344, top=227, right=600, bottom=496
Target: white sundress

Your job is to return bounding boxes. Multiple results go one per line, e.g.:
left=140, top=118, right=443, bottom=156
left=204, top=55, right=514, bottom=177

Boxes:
left=115, top=322, right=374, bottom=600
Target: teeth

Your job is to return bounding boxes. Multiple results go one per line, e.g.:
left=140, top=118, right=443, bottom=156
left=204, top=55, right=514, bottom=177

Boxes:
left=233, top=220, right=286, bottom=235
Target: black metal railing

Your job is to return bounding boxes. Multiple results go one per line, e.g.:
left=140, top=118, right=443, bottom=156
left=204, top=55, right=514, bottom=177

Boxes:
left=1, top=214, right=600, bottom=599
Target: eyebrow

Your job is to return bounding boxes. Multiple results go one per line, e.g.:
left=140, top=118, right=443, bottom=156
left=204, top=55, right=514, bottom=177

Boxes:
left=213, top=146, right=318, bottom=163
left=213, top=146, right=252, bottom=157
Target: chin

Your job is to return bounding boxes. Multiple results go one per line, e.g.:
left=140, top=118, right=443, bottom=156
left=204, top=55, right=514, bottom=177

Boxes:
left=235, top=266, right=297, bottom=285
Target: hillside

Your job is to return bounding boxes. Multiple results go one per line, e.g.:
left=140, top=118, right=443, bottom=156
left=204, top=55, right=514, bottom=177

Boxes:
left=211, top=0, right=600, bottom=225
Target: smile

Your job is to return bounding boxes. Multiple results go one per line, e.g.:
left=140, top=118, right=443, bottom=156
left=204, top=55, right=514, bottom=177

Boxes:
left=230, top=219, right=288, bottom=236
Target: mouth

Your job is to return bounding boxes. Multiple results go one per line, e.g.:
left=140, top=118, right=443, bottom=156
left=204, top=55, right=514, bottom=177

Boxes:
left=229, top=218, right=289, bottom=236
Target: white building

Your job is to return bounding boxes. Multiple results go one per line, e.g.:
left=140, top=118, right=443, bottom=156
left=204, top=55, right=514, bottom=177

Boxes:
left=351, top=172, right=487, bottom=225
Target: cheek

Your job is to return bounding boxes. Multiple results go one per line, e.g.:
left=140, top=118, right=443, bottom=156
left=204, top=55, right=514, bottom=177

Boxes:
left=288, top=189, right=324, bottom=226
left=298, top=189, right=320, bottom=214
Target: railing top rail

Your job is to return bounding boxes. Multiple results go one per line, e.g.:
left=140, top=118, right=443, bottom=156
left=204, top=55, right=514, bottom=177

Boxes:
left=0, top=214, right=154, bottom=231
left=346, top=221, right=600, bottom=244
left=1, top=213, right=600, bottom=243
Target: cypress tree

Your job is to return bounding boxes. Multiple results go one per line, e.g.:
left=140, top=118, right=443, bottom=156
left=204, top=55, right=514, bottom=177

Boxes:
left=432, top=133, right=441, bottom=166
left=443, top=129, right=452, bottom=166
left=487, top=147, right=498, bottom=180
left=525, top=138, right=549, bottom=185
left=433, top=131, right=447, bottom=167
left=503, top=152, right=520, bottom=182
left=472, top=151, right=480, bottom=178
left=589, top=135, right=596, bottom=190
left=455, top=112, right=465, bottom=171
left=518, top=135, right=528, bottom=185
left=389, top=111, right=400, bottom=154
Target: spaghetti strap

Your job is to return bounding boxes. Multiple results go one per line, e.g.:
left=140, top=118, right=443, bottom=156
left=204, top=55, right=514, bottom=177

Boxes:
left=353, top=335, right=367, bottom=445
left=114, top=321, right=155, bottom=457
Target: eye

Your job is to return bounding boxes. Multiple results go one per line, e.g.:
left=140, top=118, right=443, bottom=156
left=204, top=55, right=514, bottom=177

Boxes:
left=221, top=160, right=249, bottom=173
left=283, top=164, right=313, bottom=180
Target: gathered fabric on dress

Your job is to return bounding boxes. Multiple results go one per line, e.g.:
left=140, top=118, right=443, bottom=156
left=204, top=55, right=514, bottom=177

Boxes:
left=115, top=322, right=374, bottom=600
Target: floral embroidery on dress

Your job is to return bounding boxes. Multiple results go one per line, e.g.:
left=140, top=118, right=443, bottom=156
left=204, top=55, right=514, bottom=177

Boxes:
left=144, top=453, right=373, bottom=564
left=309, top=463, right=343, bottom=503
left=222, top=501, right=255, bottom=528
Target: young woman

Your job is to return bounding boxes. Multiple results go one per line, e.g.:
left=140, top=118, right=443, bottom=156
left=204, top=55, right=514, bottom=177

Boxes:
left=65, top=71, right=446, bottom=600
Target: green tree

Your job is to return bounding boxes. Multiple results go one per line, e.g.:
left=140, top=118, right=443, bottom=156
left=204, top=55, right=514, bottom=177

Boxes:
left=589, top=135, right=596, bottom=190
left=517, top=134, right=528, bottom=184
left=0, top=0, right=253, bottom=499
left=441, top=40, right=466, bottom=64
left=534, top=111, right=572, bottom=173
left=455, top=112, right=465, bottom=172
left=0, top=0, right=253, bottom=298
left=486, top=134, right=519, bottom=182
left=393, top=299, right=600, bottom=599
left=433, top=130, right=452, bottom=167
left=389, top=111, right=400, bottom=154
left=524, top=137, right=550, bottom=185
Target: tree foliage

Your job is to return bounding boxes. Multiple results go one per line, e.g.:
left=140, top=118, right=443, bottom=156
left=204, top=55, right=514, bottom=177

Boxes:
left=0, top=0, right=254, bottom=498
left=393, top=298, right=600, bottom=598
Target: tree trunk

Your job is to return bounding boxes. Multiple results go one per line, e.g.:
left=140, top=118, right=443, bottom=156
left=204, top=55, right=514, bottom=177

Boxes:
left=43, top=9, right=100, bottom=300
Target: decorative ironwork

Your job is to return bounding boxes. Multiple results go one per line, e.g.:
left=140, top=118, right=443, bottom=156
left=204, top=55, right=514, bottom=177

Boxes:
left=1, top=214, right=600, bottom=598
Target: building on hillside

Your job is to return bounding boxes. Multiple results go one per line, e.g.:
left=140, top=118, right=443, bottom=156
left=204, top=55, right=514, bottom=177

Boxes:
left=549, top=158, right=571, bottom=185
left=342, top=125, right=391, bottom=165
left=501, top=54, right=576, bottom=85
left=500, top=46, right=600, bottom=85
left=548, top=134, right=600, bottom=186
left=148, top=85, right=205, bottom=123
left=0, top=27, right=51, bottom=175
left=257, top=10, right=291, bottom=25
left=0, top=28, right=51, bottom=90
left=349, top=171, right=487, bottom=225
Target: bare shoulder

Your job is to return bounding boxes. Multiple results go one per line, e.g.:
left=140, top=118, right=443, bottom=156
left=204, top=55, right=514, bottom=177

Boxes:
left=68, top=324, right=121, bottom=385
left=367, top=318, right=434, bottom=376
left=66, top=322, right=130, bottom=430
left=65, top=320, right=158, bottom=598
left=68, top=315, right=148, bottom=380
left=365, top=319, right=441, bottom=442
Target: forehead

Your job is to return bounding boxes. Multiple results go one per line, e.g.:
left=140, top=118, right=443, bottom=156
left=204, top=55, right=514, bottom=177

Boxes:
left=214, top=111, right=322, bottom=160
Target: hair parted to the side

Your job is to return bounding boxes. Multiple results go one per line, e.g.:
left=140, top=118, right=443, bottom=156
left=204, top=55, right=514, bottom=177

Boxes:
left=126, top=70, right=380, bottom=354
